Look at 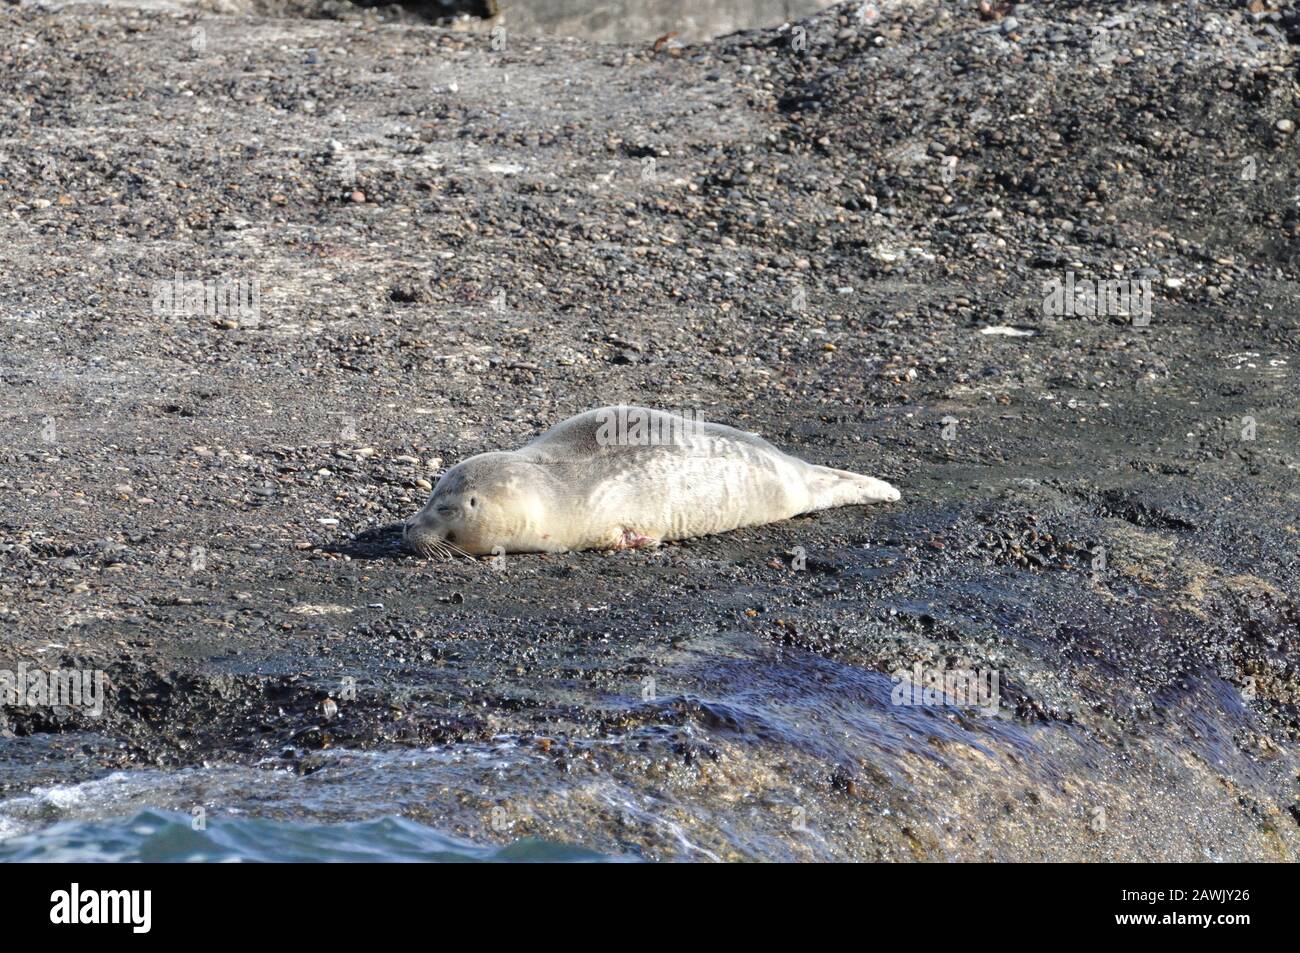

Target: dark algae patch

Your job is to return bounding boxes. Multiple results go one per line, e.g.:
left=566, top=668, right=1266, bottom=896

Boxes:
left=0, top=0, right=1298, bottom=859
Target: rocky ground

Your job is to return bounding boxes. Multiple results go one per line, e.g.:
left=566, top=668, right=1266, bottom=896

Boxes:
left=0, top=0, right=1298, bottom=860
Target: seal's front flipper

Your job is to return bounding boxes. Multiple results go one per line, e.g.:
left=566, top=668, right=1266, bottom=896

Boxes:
left=610, top=527, right=659, bottom=550
left=806, top=466, right=901, bottom=509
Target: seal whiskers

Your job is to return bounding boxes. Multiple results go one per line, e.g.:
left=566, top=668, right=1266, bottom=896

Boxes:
left=404, top=525, right=474, bottom=561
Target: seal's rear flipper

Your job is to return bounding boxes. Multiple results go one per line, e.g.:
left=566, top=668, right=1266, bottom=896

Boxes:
left=806, top=466, right=901, bottom=509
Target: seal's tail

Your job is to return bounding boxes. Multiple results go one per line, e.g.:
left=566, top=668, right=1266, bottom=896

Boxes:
left=805, top=465, right=901, bottom=509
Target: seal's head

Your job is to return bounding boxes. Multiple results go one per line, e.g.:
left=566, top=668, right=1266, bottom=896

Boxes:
left=404, top=452, right=550, bottom=557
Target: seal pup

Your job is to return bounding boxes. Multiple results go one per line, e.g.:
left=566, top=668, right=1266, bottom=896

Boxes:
left=403, top=406, right=899, bottom=556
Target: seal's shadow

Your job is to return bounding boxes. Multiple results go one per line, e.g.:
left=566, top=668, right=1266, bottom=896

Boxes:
left=325, top=522, right=408, bottom=560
